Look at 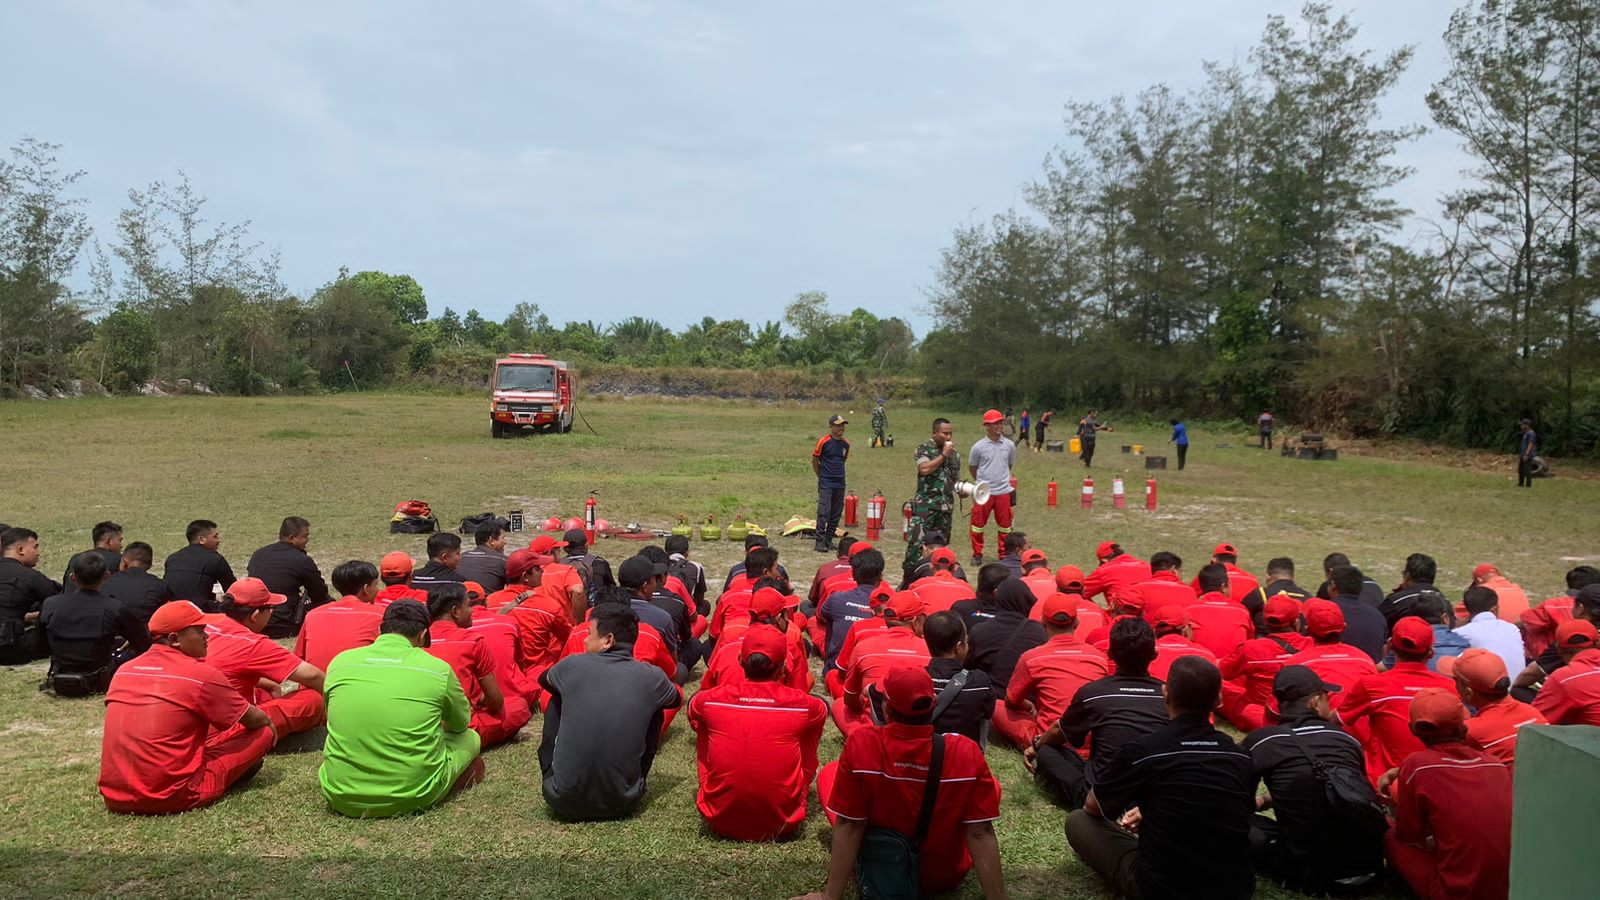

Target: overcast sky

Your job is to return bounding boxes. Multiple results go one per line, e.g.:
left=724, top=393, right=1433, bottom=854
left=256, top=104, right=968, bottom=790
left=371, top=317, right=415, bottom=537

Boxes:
left=4, top=1, right=1472, bottom=333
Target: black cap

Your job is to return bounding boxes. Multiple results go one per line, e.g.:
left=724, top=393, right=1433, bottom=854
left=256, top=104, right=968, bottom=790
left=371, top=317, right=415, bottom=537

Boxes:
left=618, top=555, right=667, bottom=589
left=1273, top=665, right=1341, bottom=704
left=562, top=528, right=588, bottom=547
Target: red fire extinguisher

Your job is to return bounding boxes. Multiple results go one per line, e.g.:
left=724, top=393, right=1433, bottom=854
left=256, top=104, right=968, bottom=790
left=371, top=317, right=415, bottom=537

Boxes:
left=866, top=491, right=885, bottom=541
left=584, top=491, right=598, bottom=545
left=1081, top=476, right=1094, bottom=509
left=1146, top=477, right=1158, bottom=511
left=1112, top=476, right=1126, bottom=509
left=1047, top=478, right=1058, bottom=507
left=901, top=500, right=913, bottom=541
left=844, top=491, right=859, bottom=526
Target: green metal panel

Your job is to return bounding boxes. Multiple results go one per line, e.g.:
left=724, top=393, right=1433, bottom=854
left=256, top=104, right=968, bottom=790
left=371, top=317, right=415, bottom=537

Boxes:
left=1510, top=725, right=1600, bottom=899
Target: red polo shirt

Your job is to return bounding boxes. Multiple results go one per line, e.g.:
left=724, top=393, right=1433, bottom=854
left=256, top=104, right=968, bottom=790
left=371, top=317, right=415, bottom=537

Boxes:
left=1084, top=555, right=1152, bottom=603
left=1285, top=642, right=1378, bottom=693
left=1022, top=569, right=1057, bottom=604
left=834, top=617, right=890, bottom=675
left=910, top=572, right=976, bottom=613
left=1519, top=595, right=1573, bottom=657
left=1189, top=563, right=1260, bottom=604
left=1532, top=648, right=1600, bottom=726
left=1133, top=571, right=1194, bottom=617
left=1338, top=661, right=1455, bottom=784
left=1467, top=695, right=1546, bottom=766
left=374, top=583, right=427, bottom=609
left=688, top=678, right=828, bottom=841
left=1221, top=632, right=1311, bottom=706
left=824, top=723, right=1001, bottom=894
left=1186, top=593, right=1256, bottom=658
left=808, top=559, right=852, bottom=606
left=1032, top=594, right=1108, bottom=640
left=98, top=644, right=251, bottom=810
left=843, top=627, right=932, bottom=710
left=562, top=619, right=676, bottom=682
left=1391, top=742, right=1511, bottom=900
left=820, top=572, right=856, bottom=602
left=1150, top=634, right=1219, bottom=681
left=1006, top=633, right=1110, bottom=726
left=469, top=606, right=537, bottom=701
left=710, top=588, right=754, bottom=639
left=426, top=619, right=495, bottom=708
left=702, top=623, right=810, bottom=693
left=294, top=596, right=381, bottom=672
left=200, top=614, right=304, bottom=704
left=497, top=585, right=572, bottom=672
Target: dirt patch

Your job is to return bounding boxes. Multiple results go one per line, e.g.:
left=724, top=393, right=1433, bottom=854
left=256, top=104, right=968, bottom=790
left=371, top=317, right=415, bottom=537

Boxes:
left=1333, top=437, right=1598, bottom=481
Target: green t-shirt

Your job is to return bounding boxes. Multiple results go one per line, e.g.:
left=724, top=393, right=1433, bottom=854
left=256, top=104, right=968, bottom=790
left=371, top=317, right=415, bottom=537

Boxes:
left=318, top=632, right=473, bottom=817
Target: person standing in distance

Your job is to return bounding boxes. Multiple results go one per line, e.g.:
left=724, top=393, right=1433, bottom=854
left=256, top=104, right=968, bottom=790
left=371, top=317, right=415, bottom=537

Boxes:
left=905, top=417, right=959, bottom=585
left=870, top=398, right=888, bottom=449
left=1258, top=410, right=1275, bottom=449
left=812, top=415, right=851, bottom=553
left=1169, top=418, right=1189, bottom=470
left=1516, top=418, right=1536, bottom=488
left=1034, top=409, right=1053, bottom=453
left=967, top=410, right=1016, bottom=567
left=1076, top=410, right=1110, bottom=468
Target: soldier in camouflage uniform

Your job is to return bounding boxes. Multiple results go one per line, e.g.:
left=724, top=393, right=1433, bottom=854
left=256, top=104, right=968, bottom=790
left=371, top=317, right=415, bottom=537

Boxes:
left=904, top=417, right=958, bottom=582
left=870, top=399, right=888, bottom=448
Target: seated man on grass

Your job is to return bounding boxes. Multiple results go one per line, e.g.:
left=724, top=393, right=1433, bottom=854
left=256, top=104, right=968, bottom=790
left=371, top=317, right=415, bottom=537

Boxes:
left=40, top=551, right=150, bottom=696
left=319, top=599, right=482, bottom=817
left=425, top=583, right=530, bottom=748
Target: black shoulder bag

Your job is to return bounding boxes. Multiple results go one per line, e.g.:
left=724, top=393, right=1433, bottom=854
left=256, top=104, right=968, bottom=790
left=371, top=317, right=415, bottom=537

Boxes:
left=854, top=734, right=945, bottom=900
left=1288, top=729, right=1387, bottom=842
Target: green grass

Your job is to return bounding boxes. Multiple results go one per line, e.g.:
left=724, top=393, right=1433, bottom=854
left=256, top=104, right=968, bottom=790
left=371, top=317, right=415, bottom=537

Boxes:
left=2, top=393, right=1596, bottom=898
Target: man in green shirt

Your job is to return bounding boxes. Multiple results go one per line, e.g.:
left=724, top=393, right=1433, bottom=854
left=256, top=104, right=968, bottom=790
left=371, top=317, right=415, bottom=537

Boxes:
left=319, top=599, right=483, bottom=817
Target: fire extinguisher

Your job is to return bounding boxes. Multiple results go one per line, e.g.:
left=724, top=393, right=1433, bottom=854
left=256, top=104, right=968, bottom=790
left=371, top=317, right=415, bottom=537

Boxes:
left=866, top=490, right=885, bottom=541
left=901, top=500, right=913, bottom=541
left=1081, top=476, right=1094, bottom=509
left=1112, top=476, right=1126, bottom=509
left=844, top=491, right=859, bottom=526
left=1146, top=477, right=1158, bottom=511
left=1047, top=478, right=1058, bottom=508
left=584, top=491, right=598, bottom=545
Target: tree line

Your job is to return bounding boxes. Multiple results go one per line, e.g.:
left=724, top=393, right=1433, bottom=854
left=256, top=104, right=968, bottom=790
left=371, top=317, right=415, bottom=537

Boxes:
left=925, top=0, right=1599, bottom=455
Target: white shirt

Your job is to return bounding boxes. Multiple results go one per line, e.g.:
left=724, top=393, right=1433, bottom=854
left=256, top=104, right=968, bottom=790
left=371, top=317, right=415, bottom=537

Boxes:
left=1454, top=611, right=1525, bottom=678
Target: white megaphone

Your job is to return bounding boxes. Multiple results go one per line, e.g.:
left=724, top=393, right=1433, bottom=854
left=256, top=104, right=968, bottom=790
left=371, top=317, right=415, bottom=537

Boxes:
left=954, top=480, right=990, bottom=504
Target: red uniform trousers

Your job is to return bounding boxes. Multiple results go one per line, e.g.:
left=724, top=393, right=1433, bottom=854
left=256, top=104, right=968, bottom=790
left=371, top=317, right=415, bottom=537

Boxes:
left=259, top=689, right=326, bottom=738
left=1386, top=831, right=1456, bottom=900
left=105, top=724, right=274, bottom=815
left=969, top=493, right=1014, bottom=558
left=691, top=614, right=708, bottom=640
left=471, top=694, right=532, bottom=748
left=816, top=760, right=841, bottom=824
left=829, top=697, right=873, bottom=739
left=1220, top=690, right=1271, bottom=732
left=825, top=668, right=845, bottom=699
left=991, top=700, right=1043, bottom=748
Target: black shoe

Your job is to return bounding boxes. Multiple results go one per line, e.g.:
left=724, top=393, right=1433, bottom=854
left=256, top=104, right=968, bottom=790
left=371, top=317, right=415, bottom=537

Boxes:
left=971, top=554, right=983, bottom=567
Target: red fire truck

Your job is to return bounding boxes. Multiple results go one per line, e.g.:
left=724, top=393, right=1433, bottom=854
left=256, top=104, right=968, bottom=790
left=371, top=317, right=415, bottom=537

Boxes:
left=489, top=353, right=576, bottom=437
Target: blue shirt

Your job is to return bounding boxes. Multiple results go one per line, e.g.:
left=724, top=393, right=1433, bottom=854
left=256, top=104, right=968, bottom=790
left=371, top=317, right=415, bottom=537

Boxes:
left=1171, top=422, right=1188, bottom=446
left=818, top=584, right=875, bottom=670
left=813, top=434, right=849, bottom=489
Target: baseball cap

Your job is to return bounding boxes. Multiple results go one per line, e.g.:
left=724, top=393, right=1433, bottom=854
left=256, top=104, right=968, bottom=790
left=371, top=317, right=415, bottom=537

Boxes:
left=563, top=528, right=589, bottom=547
left=929, top=547, right=958, bottom=566
left=882, top=666, right=937, bottom=718
left=1452, top=648, right=1510, bottom=694
left=618, top=555, right=667, bottom=589
left=148, top=600, right=207, bottom=636
left=848, top=540, right=875, bottom=557
left=1472, top=563, right=1499, bottom=581
left=829, top=414, right=848, bottom=426
left=1555, top=619, right=1599, bottom=651
left=1273, top=665, right=1341, bottom=703
left=982, top=409, right=1004, bottom=424
left=1054, top=565, right=1086, bottom=592
left=1095, top=541, right=1119, bottom=561
left=751, top=587, right=788, bottom=619
left=1304, top=599, right=1346, bottom=637
left=224, top=577, right=287, bottom=608
left=1041, top=594, right=1079, bottom=626
left=885, top=591, right=926, bottom=620
left=1263, top=594, right=1302, bottom=627
left=1390, top=616, right=1435, bottom=655
left=740, top=625, right=788, bottom=665
left=527, top=535, right=568, bottom=554
left=379, top=551, right=414, bottom=578
left=1021, top=548, right=1048, bottom=565
left=868, top=583, right=895, bottom=607
left=505, top=549, right=554, bottom=582
left=1410, top=687, right=1467, bottom=735
left=1152, top=604, right=1188, bottom=629
left=463, top=581, right=486, bottom=601
left=1213, top=542, right=1238, bottom=557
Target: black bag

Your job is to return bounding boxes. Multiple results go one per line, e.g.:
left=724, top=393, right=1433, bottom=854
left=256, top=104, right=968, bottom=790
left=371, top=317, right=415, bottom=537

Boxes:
left=1289, top=730, right=1388, bottom=842
left=391, top=515, right=438, bottom=534
left=854, top=734, right=944, bottom=900
left=459, top=512, right=508, bottom=535
left=44, top=666, right=110, bottom=698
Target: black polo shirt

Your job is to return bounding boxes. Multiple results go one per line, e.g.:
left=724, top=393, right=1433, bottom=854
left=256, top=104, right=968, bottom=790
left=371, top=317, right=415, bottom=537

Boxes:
left=411, top=561, right=466, bottom=593
left=101, top=568, right=175, bottom=624
left=966, top=611, right=1044, bottom=694
left=928, top=657, right=993, bottom=747
left=1092, top=712, right=1257, bottom=900
left=1060, top=673, right=1169, bottom=785
left=62, top=548, right=124, bottom=584
left=1241, top=710, right=1380, bottom=887
left=950, top=598, right=998, bottom=633
left=1245, top=578, right=1311, bottom=631
left=162, top=544, right=236, bottom=612
left=649, top=588, right=692, bottom=650
left=455, top=547, right=508, bottom=592
left=0, top=558, right=60, bottom=626
left=39, top=587, right=150, bottom=673
left=1330, top=593, right=1387, bottom=661
left=1379, top=583, right=1447, bottom=629
left=247, top=541, right=331, bottom=638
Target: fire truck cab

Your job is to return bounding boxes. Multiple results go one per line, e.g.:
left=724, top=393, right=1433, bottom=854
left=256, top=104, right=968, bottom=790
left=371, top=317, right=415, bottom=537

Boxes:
left=490, top=353, right=575, bottom=437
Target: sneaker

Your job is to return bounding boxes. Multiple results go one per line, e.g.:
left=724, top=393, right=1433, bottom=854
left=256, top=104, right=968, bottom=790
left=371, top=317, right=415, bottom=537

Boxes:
left=971, top=554, right=983, bottom=567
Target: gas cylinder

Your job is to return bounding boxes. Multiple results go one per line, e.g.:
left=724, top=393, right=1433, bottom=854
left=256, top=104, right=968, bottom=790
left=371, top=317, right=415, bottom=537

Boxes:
left=1081, top=476, right=1094, bottom=509
left=844, top=491, right=859, bottom=526
left=866, top=491, right=885, bottom=541
left=1112, top=477, right=1126, bottom=509
left=1146, top=477, right=1158, bottom=511
left=902, top=500, right=913, bottom=541
left=584, top=491, right=598, bottom=545
left=1047, top=479, right=1058, bottom=508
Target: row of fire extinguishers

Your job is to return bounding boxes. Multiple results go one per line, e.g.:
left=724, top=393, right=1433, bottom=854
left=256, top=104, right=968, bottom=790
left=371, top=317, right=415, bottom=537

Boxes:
left=842, top=476, right=1160, bottom=542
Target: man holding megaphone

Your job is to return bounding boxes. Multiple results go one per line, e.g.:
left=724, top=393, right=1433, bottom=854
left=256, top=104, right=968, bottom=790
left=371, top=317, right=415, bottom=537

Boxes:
left=967, top=410, right=1017, bottom=566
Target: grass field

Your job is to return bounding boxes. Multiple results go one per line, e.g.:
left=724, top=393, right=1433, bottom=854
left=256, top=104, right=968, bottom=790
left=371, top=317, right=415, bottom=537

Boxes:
left=2, top=393, right=1596, bottom=899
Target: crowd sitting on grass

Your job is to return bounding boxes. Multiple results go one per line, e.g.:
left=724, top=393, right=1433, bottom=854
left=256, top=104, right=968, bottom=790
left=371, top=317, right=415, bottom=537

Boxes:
left=4, top=515, right=1600, bottom=900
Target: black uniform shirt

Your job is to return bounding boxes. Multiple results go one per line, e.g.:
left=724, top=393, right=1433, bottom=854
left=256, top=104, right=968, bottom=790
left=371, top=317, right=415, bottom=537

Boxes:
left=455, top=547, right=508, bottom=593
left=248, top=541, right=331, bottom=637
left=928, top=657, right=994, bottom=747
left=0, top=558, right=60, bottom=625
left=101, top=568, right=175, bottom=624
left=62, top=548, right=124, bottom=585
left=412, top=561, right=466, bottom=592
left=1060, top=673, right=1169, bottom=785
left=162, top=544, right=236, bottom=612
left=1380, top=583, right=1448, bottom=629
left=965, top=611, right=1044, bottom=694
left=39, top=587, right=150, bottom=672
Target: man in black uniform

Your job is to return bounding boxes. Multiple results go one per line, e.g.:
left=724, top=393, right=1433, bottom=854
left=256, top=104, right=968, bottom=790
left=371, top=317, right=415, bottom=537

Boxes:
left=39, top=552, right=151, bottom=696
left=1243, top=665, right=1382, bottom=894
left=412, top=532, right=466, bottom=592
left=163, top=520, right=236, bottom=612
left=1243, top=557, right=1313, bottom=633
left=922, top=611, right=993, bottom=747
left=0, top=527, right=59, bottom=665
left=63, top=521, right=124, bottom=584
left=1066, top=656, right=1257, bottom=900
left=1380, top=553, right=1449, bottom=629
left=247, top=516, right=331, bottom=639
left=456, top=521, right=509, bottom=592
left=101, top=542, right=174, bottom=625
left=1516, top=418, right=1537, bottom=487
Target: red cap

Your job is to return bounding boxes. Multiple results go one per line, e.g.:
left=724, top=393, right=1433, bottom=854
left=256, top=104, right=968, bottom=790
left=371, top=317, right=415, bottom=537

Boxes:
left=506, top=549, right=554, bottom=582
left=1263, top=594, right=1302, bottom=627
left=869, top=583, right=895, bottom=608
left=1095, top=541, right=1118, bottom=561
left=751, top=587, right=787, bottom=619
left=1213, top=542, right=1238, bottom=557
left=885, top=590, right=926, bottom=619
left=1152, top=604, right=1188, bottom=629
left=982, top=409, right=1004, bottom=424
left=527, top=535, right=568, bottom=554
left=1390, top=616, right=1435, bottom=655
left=1556, top=619, right=1599, bottom=650
left=1054, top=565, right=1086, bottom=592
left=882, top=667, right=937, bottom=717
left=379, top=552, right=414, bottom=578
left=1041, top=594, right=1080, bottom=626
left=849, top=540, right=874, bottom=557
left=148, top=600, right=207, bottom=636
left=1452, top=648, right=1510, bottom=694
left=929, top=547, right=957, bottom=566
left=1472, top=563, right=1499, bottom=581
left=740, top=625, right=788, bottom=666
left=463, top=581, right=486, bottom=601
left=225, top=577, right=287, bottom=608
left=1021, top=548, right=1048, bottom=565
left=1304, top=599, right=1346, bottom=637
left=1410, top=687, right=1467, bottom=734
